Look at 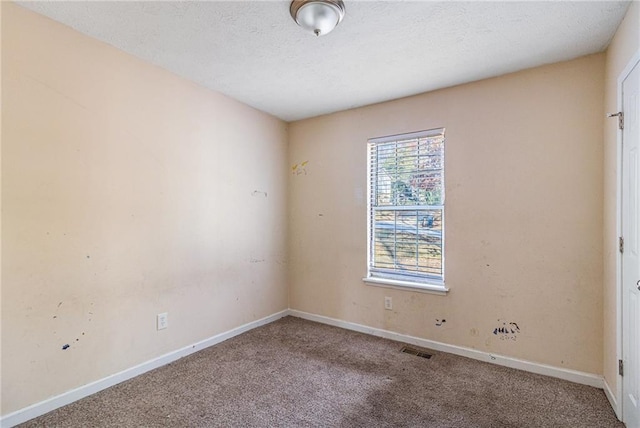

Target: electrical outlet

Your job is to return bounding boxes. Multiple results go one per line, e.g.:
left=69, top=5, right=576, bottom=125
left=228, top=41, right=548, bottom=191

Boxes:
left=384, top=296, right=392, bottom=310
left=157, top=312, right=168, bottom=330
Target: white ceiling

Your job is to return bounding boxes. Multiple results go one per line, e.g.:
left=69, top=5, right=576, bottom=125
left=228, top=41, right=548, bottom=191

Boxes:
left=18, top=1, right=630, bottom=122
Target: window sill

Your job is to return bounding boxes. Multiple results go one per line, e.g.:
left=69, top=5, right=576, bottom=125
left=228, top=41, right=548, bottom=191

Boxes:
left=362, top=277, right=449, bottom=295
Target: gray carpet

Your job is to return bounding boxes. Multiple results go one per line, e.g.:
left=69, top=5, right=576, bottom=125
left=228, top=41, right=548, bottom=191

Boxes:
left=20, top=316, right=622, bottom=427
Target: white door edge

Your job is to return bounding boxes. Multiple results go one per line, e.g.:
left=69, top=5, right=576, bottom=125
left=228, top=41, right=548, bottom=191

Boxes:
left=617, top=49, right=640, bottom=424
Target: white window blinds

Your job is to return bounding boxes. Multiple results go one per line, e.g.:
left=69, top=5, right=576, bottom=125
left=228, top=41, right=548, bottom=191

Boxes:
left=367, top=128, right=445, bottom=284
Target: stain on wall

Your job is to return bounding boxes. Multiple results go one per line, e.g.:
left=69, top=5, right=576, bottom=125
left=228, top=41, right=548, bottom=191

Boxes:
left=493, top=320, right=520, bottom=341
left=291, top=160, right=309, bottom=176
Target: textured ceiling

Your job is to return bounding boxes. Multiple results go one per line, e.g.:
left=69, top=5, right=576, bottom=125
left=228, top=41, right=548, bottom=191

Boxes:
left=18, top=1, right=630, bottom=122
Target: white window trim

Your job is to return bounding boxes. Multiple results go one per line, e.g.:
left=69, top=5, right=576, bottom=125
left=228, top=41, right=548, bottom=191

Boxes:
left=365, top=128, right=447, bottom=294
left=362, top=276, right=449, bottom=295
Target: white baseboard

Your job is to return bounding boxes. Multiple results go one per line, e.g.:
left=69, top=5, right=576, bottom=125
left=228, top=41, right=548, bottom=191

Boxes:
left=289, top=310, right=604, bottom=389
left=1, top=308, right=609, bottom=427
left=603, top=379, right=621, bottom=420
left=0, top=310, right=289, bottom=428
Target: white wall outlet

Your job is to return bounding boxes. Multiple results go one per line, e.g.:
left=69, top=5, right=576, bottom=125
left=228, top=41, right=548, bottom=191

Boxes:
left=384, top=296, right=393, bottom=310
left=157, top=312, right=168, bottom=330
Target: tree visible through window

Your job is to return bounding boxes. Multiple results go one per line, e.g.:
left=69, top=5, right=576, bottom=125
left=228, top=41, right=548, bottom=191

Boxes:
left=367, top=129, right=445, bottom=285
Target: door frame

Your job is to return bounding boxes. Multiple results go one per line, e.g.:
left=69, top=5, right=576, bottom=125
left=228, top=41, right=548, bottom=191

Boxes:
left=616, top=49, right=640, bottom=423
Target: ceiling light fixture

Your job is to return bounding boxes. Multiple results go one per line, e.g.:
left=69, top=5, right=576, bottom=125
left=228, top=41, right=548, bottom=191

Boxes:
left=290, top=0, right=345, bottom=37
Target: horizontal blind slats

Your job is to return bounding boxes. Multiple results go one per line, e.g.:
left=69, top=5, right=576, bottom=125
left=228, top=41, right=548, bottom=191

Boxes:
left=368, top=128, right=445, bottom=282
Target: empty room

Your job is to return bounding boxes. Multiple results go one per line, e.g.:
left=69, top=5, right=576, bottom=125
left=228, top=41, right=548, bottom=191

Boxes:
left=2, top=0, right=640, bottom=427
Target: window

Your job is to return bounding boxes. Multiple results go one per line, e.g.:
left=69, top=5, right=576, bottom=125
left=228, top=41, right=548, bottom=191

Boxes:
left=366, top=128, right=446, bottom=292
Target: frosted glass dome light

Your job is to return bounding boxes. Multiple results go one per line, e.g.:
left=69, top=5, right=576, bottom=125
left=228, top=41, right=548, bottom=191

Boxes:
left=290, top=0, right=346, bottom=37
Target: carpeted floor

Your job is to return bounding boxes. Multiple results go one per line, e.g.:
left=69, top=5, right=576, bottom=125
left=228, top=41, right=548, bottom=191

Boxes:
left=20, top=316, right=622, bottom=427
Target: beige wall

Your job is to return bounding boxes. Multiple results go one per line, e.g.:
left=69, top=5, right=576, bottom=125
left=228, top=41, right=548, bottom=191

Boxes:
left=1, top=3, right=288, bottom=415
left=289, top=54, right=605, bottom=375
left=603, top=0, right=640, bottom=402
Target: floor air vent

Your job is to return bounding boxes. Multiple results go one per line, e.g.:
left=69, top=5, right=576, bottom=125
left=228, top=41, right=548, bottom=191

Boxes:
left=400, top=346, right=433, bottom=359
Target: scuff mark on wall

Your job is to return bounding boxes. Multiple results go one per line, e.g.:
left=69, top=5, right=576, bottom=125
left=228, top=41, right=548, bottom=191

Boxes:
left=493, top=320, right=520, bottom=341
left=23, top=74, right=89, bottom=111
left=53, top=299, right=90, bottom=348
left=249, top=258, right=265, bottom=263
left=435, top=319, right=446, bottom=327
left=292, top=160, right=309, bottom=176
left=251, top=190, right=267, bottom=197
